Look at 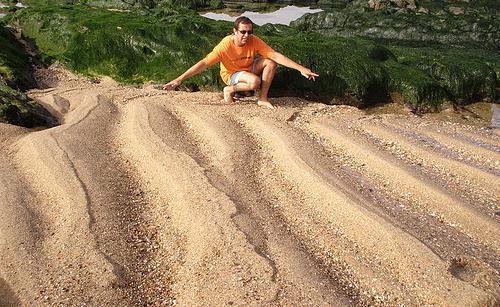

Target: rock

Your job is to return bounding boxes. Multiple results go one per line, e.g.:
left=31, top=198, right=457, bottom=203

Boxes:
left=292, top=2, right=498, bottom=49
left=368, top=0, right=386, bottom=10
left=368, top=0, right=418, bottom=10
left=392, top=0, right=417, bottom=10
left=449, top=6, right=464, bottom=15
left=417, top=7, right=429, bottom=14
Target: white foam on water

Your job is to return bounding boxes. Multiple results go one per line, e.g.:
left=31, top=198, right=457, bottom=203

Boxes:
left=201, top=5, right=322, bottom=26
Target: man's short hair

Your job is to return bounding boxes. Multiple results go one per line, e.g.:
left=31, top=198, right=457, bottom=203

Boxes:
left=234, top=16, right=253, bottom=30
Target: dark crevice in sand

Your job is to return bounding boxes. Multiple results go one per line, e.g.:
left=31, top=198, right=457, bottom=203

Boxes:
left=81, top=97, right=169, bottom=305
left=51, top=134, right=129, bottom=284
left=146, top=104, right=352, bottom=304
left=43, top=95, right=163, bottom=304
left=0, top=276, right=21, bottom=307
left=146, top=105, right=280, bottom=284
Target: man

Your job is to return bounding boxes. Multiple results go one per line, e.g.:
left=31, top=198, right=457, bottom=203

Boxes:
left=163, top=16, right=319, bottom=109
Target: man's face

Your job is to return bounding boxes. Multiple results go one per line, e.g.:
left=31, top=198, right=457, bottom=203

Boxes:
left=234, top=22, right=253, bottom=46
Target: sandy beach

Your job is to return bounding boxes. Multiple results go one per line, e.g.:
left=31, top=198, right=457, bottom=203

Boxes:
left=0, top=66, right=498, bottom=305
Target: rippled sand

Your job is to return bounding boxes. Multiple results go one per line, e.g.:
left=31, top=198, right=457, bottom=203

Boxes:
left=0, top=66, right=498, bottom=305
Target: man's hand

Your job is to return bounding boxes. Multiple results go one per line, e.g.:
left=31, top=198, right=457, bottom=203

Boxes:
left=300, top=68, right=319, bottom=81
left=163, top=79, right=181, bottom=90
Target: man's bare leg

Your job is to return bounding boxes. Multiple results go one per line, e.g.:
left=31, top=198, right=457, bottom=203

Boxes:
left=223, top=73, right=261, bottom=104
left=223, top=86, right=235, bottom=103
left=253, top=58, right=277, bottom=109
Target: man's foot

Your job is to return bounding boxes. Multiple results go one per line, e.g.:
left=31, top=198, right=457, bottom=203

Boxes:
left=257, top=100, right=275, bottom=109
left=223, top=86, right=235, bottom=104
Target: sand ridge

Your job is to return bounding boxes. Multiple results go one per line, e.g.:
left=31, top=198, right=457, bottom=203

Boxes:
left=0, top=68, right=498, bottom=305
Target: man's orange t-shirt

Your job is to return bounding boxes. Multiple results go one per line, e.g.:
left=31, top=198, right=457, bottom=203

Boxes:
left=203, top=35, right=275, bottom=85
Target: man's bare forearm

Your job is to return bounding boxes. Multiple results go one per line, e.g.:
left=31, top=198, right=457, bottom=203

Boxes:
left=270, top=52, right=319, bottom=80
left=271, top=52, right=306, bottom=72
left=164, top=59, right=211, bottom=90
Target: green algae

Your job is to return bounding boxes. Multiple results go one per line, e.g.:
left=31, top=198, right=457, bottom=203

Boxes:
left=386, top=43, right=498, bottom=103
left=263, top=32, right=392, bottom=106
left=0, top=22, right=52, bottom=127
left=383, top=60, right=446, bottom=111
left=0, top=23, right=34, bottom=89
left=0, top=82, right=53, bottom=127
left=8, top=5, right=229, bottom=86
left=22, top=0, right=223, bottom=10
left=292, top=0, right=499, bottom=50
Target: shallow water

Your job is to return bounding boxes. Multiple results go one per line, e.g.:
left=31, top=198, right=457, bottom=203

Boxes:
left=492, top=104, right=500, bottom=128
left=367, top=101, right=499, bottom=128
left=0, top=2, right=26, bottom=18
left=0, top=1, right=24, bottom=7
left=201, top=5, right=322, bottom=26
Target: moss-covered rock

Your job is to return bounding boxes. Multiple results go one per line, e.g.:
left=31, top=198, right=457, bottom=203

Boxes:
left=257, top=27, right=497, bottom=108
left=262, top=30, right=393, bottom=106
left=383, top=60, right=446, bottom=111
left=386, top=43, right=499, bottom=103
left=8, top=5, right=229, bottom=87
left=22, top=0, right=223, bottom=10
left=6, top=2, right=498, bottom=111
left=0, top=80, right=55, bottom=127
left=0, top=22, right=54, bottom=127
left=292, top=0, right=499, bottom=50
left=0, top=22, right=35, bottom=89
left=8, top=6, right=398, bottom=107
left=289, top=0, right=499, bottom=107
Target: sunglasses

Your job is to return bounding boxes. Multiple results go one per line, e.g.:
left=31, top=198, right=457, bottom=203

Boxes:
left=238, top=30, right=253, bottom=35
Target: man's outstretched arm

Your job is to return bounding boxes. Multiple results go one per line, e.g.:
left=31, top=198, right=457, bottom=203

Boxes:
left=163, top=59, right=210, bottom=90
left=270, top=52, right=319, bottom=80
